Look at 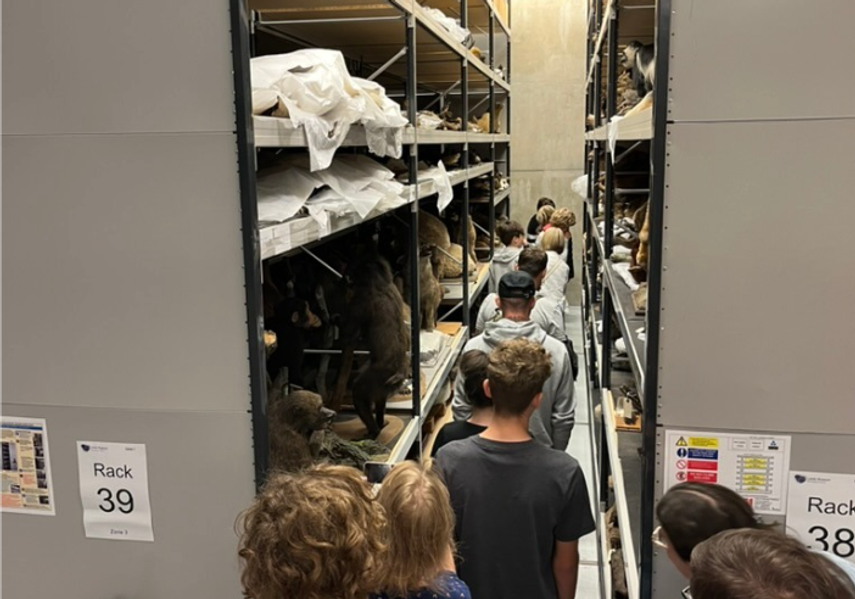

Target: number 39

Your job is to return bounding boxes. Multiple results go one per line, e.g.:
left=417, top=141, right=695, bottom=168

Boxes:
left=809, top=526, right=855, bottom=558
left=97, top=488, right=134, bottom=514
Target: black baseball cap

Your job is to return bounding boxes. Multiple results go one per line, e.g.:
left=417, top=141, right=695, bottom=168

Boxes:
left=498, top=271, right=536, bottom=300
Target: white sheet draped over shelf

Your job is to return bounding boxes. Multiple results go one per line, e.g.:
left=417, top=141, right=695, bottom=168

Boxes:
left=257, top=155, right=406, bottom=236
left=251, top=49, right=408, bottom=171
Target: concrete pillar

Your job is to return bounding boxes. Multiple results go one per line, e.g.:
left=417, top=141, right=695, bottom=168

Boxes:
left=510, top=0, right=587, bottom=303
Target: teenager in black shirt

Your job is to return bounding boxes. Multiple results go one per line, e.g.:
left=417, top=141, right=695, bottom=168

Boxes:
left=436, top=339, right=595, bottom=599
left=431, top=350, right=491, bottom=456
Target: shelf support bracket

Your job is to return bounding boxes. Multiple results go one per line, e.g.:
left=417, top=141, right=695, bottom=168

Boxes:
left=368, top=47, right=408, bottom=81
left=300, top=247, right=343, bottom=279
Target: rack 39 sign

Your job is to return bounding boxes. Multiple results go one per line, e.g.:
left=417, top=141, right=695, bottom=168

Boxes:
left=787, top=472, right=855, bottom=562
left=76, top=441, right=154, bottom=542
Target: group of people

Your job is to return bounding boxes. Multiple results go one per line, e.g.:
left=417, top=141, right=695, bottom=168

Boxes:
left=655, top=481, right=855, bottom=598
left=234, top=193, right=855, bottom=599
left=238, top=338, right=594, bottom=599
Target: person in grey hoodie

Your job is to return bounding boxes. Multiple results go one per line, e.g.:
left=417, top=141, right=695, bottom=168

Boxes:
left=453, top=271, right=575, bottom=450
left=477, top=246, right=566, bottom=340
left=488, top=220, right=526, bottom=294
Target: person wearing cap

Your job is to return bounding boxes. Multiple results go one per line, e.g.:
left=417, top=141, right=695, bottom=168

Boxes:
left=452, top=271, right=575, bottom=450
left=476, top=247, right=579, bottom=380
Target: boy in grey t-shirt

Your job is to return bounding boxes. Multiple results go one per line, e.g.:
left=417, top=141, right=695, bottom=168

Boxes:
left=436, top=338, right=595, bottom=599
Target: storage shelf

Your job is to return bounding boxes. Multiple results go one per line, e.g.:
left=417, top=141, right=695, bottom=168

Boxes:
left=440, top=261, right=490, bottom=306
left=589, top=207, right=647, bottom=394
left=253, top=0, right=509, bottom=93
left=421, top=324, right=468, bottom=414
left=585, top=108, right=653, bottom=142
left=254, top=117, right=510, bottom=148
left=386, top=416, right=420, bottom=463
left=602, top=389, right=641, bottom=599
left=387, top=323, right=468, bottom=414
left=260, top=163, right=496, bottom=260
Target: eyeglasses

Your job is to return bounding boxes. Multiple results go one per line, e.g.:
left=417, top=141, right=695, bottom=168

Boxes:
left=652, top=526, right=669, bottom=549
left=680, top=586, right=693, bottom=599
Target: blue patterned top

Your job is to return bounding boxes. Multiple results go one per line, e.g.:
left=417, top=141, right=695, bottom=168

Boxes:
left=371, top=571, right=471, bottom=599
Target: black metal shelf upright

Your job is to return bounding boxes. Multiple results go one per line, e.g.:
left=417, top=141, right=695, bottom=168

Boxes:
left=231, top=0, right=512, bottom=485
left=582, top=1, right=667, bottom=598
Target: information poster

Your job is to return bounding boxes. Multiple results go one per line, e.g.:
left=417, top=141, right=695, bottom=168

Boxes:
left=1, top=416, right=55, bottom=515
left=787, top=471, right=855, bottom=563
left=77, top=441, right=154, bottom=542
left=663, top=429, right=791, bottom=515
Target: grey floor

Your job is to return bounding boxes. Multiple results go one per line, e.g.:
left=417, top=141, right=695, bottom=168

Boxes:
left=565, top=305, right=604, bottom=599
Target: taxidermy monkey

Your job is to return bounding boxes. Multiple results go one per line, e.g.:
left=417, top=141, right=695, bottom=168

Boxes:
left=621, top=41, right=655, bottom=97
left=268, top=382, right=336, bottom=472
left=419, top=245, right=444, bottom=332
left=330, top=254, right=410, bottom=439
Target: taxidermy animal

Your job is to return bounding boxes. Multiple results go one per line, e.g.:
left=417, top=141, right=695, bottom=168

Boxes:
left=266, top=293, right=322, bottom=387
left=268, top=383, right=336, bottom=472
left=447, top=207, right=478, bottom=265
left=418, top=210, right=475, bottom=279
left=330, top=254, right=410, bottom=439
left=620, top=41, right=655, bottom=97
left=631, top=203, right=650, bottom=284
left=419, top=245, right=444, bottom=331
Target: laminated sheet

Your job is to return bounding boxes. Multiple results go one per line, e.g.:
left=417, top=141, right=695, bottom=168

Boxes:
left=251, top=50, right=408, bottom=171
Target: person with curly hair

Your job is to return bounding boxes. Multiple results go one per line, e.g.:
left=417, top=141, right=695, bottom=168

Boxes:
left=373, top=460, right=470, bottom=599
left=536, top=207, right=576, bottom=281
left=438, top=338, right=594, bottom=599
left=237, top=464, right=387, bottom=599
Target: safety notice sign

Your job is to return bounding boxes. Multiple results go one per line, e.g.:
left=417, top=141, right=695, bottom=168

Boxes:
left=663, top=429, right=791, bottom=515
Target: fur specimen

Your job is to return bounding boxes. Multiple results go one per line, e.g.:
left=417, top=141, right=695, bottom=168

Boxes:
left=419, top=245, right=444, bottom=331
left=621, top=41, right=655, bottom=97
left=268, top=384, right=335, bottom=472
left=331, top=254, right=410, bottom=439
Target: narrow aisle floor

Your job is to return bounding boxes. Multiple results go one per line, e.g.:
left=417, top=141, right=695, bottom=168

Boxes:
left=565, top=305, right=603, bottom=599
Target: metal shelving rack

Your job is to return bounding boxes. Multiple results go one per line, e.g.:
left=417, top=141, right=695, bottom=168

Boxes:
left=231, top=0, right=512, bottom=483
left=585, top=2, right=855, bottom=599
left=583, top=1, right=659, bottom=598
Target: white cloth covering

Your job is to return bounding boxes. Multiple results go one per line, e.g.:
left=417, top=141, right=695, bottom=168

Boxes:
left=251, top=50, right=408, bottom=171
left=257, top=155, right=406, bottom=236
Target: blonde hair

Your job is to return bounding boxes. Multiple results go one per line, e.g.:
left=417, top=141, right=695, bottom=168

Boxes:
left=237, top=465, right=387, bottom=599
left=541, top=227, right=566, bottom=253
left=536, top=205, right=555, bottom=227
left=488, top=339, right=552, bottom=415
left=377, top=460, right=455, bottom=597
left=549, top=207, right=576, bottom=232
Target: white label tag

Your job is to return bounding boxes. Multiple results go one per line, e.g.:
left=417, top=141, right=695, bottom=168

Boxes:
left=76, top=441, right=154, bottom=542
left=787, top=471, right=855, bottom=564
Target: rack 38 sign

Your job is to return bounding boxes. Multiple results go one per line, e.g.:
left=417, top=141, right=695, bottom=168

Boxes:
left=787, top=472, right=855, bottom=563
left=76, top=441, right=154, bottom=542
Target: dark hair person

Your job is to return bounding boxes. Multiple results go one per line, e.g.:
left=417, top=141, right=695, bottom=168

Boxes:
left=690, top=529, right=855, bottom=599
left=654, top=482, right=760, bottom=578
left=655, top=482, right=855, bottom=587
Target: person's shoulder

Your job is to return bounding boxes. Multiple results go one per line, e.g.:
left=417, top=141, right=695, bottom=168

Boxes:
left=535, top=445, right=583, bottom=474
left=540, top=334, right=570, bottom=358
left=436, top=435, right=480, bottom=461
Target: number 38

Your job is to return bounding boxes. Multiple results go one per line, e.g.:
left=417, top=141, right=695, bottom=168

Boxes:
left=809, top=526, right=855, bottom=558
left=97, top=488, right=134, bottom=514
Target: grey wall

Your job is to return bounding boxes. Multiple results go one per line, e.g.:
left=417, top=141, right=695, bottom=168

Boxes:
left=510, top=0, right=587, bottom=302
left=2, top=1, right=256, bottom=597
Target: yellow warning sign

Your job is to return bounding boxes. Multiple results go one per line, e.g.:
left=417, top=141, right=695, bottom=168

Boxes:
left=689, top=437, right=719, bottom=449
left=675, top=437, right=688, bottom=447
